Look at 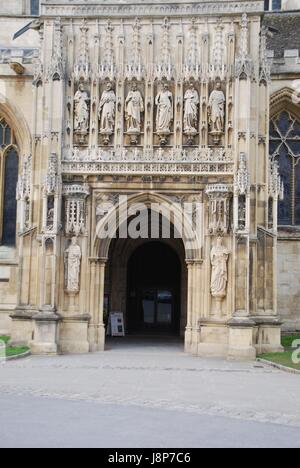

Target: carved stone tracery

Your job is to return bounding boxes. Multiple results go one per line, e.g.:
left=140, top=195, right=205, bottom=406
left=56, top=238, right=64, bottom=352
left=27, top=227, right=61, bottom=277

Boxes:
left=63, top=184, right=90, bottom=236
left=206, top=184, right=232, bottom=236
left=17, top=155, right=32, bottom=232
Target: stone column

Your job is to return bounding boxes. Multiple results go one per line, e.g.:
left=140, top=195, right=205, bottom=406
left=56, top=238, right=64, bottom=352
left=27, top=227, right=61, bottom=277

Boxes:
left=191, top=261, right=202, bottom=355
left=96, top=259, right=107, bottom=351
left=184, top=261, right=193, bottom=353
left=88, top=257, right=107, bottom=352
left=88, top=258, right=97, bottom=351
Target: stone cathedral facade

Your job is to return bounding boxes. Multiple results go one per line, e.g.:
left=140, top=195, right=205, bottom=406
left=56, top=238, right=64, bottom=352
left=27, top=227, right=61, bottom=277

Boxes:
left=0, top=0, right=299, bottom=360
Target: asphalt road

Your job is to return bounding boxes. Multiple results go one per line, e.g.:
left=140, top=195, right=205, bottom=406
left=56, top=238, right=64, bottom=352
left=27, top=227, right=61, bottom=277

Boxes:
left=0, top=338, right=300, bottom=448
left=1, top=394, right=300, bottom=448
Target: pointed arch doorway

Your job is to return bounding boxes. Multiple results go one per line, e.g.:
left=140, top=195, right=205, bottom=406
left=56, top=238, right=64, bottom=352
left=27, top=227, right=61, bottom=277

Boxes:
left=127, top=242, right=181, bottom=336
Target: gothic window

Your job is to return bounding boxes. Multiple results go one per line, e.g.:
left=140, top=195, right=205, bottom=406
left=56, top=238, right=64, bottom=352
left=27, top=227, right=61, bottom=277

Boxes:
left=0, top=118, right=19, bottom=246
left=272, top=0, right=282, bottom=10
left=31, top=0, right=39, bottom=16
left=270, top=111, right=300, bottom=225
left=265, top=0, right=282, bottom=10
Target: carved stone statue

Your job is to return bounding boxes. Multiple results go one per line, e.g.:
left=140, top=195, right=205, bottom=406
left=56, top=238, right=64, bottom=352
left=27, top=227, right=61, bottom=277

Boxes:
left=155, top=83, right=173, bottom=143
left=208, top=81, right=225, bottom=143
left=125, top=83, right=144, bottom=133
left=47, top=208, right=55, bottom=231
left=64, top=237, right=82, bottom=294
left=210, top=237, right=230, bottom=299
left=99, top=81, right=116, bottom=143
left=184, top=83, right=199, bottom=134
left=74, top=84, right=90, bottom=134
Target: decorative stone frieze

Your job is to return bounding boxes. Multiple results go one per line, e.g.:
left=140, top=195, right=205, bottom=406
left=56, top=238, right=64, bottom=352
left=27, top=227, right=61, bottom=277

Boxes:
left=42, top=153, right=62, bottom=234
left=41, top=1, right=264, bottom=18
left=98, top=20, right=116, bottom=81
left=233, top=153, right=250, bottom=232
left=205, top=184, right=232, bottom=236
left=17, top=155, right=32, bottom=232
left=269, top=159, right=284, bottom=201
left=61, top=147, right=234, bottom=175
left=235, top=14, right=254, bottom=80
left=63, top=184, right=90, bottom=236
left=46, top=18, right=64, bottom=82
left=73, top=19, right=91, bottom=83
left=125, top=18, right=144, bottom=81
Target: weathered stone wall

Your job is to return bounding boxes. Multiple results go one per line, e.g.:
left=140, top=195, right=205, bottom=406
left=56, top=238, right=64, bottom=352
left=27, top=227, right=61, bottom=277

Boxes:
left=0, top=1, right=32, bottom=16
left=278, top=236, right=300, bottom=331
left=282, top=0, right=300, bottom=10
left=0, top=17, right=38, bottom=334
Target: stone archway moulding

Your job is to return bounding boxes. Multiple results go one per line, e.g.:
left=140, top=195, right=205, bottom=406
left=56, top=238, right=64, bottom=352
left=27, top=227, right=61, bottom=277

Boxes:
left=0, top=91, right=32, bottom=156
left=270, top=87, right=300, bottom=121
left=93, top=191, right=203, bottom=261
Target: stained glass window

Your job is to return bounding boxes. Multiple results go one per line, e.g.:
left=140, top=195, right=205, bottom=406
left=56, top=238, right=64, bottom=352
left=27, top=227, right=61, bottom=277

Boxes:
left=270, top=111, right=300, bottom=226
left=0, top=118, right=19, bottom=246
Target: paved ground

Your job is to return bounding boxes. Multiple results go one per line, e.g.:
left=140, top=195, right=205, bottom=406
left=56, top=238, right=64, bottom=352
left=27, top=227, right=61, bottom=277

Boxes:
left=0, top=337, right=300, bottom=448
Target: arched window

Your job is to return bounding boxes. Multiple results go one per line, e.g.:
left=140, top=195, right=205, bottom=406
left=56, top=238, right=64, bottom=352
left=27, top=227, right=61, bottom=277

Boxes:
left=0, top=118, right=19, bottom=246
left=270, top=111, right=300, bottom=226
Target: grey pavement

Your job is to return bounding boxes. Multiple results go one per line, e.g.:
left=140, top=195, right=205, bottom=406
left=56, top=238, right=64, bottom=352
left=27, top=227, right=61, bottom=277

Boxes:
left=0, top=337, right=300, bottom=448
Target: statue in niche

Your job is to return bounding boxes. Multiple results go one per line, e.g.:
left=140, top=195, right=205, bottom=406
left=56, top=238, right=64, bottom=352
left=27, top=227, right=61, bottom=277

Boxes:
left=74, top=84, right=90, bottom=138
left=210, top=237, right=230, bottom=300
left=99, top=81, right=116, bottom=144
left=125, top=82, right=144, bottom=133
left=184, top=82, right=199, bottom=144
left=208, top=80, right=225, bottom=145
left=64, top=237, right=82, bottom=294
left=155, top=83, right=173, bottom=145
left=47, top=208, right=55, bottom=231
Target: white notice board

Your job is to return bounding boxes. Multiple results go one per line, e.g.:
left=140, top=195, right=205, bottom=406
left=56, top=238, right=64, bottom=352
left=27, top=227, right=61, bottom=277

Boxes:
left=110, top=312, right=125, bottom=337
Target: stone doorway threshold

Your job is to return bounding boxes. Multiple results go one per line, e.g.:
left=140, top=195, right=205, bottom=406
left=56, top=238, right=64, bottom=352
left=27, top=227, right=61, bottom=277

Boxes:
left=105, top=335, right=184, bottom=353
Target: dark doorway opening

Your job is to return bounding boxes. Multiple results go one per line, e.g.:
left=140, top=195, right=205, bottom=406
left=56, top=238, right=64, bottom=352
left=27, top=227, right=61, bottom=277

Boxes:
left=127, top=242, right=181, bottom=335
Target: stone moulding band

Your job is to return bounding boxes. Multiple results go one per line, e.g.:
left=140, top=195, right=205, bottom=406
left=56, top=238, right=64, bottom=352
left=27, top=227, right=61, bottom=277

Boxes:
left=61, top=161, right=234, bottom=175
left=61, top=148, right=234, bottom=175
left=41, top=1, right=264, bottom=17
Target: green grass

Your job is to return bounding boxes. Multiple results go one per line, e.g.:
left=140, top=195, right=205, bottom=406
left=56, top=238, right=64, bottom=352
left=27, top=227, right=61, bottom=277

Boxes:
left=0, top=335, right=10, bottom=344
left=258, top=334, right=300, bottom=371
left=259, top=351, right=300, bottom=371
left=281, top=334, right=300, bottom=349
left=0, top=335, right=29, bottom=358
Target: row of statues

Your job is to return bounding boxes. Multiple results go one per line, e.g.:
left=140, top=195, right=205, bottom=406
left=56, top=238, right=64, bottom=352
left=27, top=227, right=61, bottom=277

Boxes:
left=74, top=81, right=226, bottom=144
